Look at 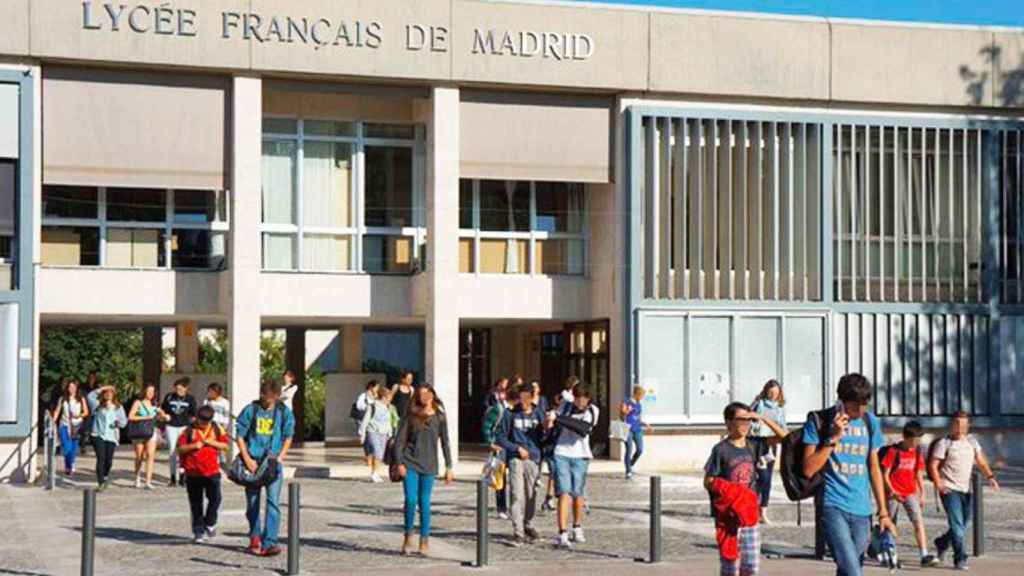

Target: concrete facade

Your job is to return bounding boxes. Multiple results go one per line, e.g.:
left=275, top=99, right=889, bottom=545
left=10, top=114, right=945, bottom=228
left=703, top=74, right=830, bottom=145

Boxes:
left=2, top=0, right=1024, bottom=481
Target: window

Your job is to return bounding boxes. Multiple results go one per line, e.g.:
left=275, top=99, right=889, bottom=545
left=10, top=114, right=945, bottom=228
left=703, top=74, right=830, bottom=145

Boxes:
left=459, top=179, right=587, bottom=275
left=41, top=186, right=227, bottom=269
left=0, top=160, right=15, bottom=290
left=261, top=118, right=424, bottom=274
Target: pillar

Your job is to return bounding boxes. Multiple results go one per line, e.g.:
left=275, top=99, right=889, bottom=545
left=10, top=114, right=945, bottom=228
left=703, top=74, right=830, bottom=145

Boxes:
left=227, top=75, right=262, bottom=415
left=425, top=86, right=460, bottom=463
left=339, top=325, right=363, bottom=373
left=175, top=321, right=199, bottom=373
left=142, top=326, right=162, bottom=392
left=285, top=328, right=306, bottom=441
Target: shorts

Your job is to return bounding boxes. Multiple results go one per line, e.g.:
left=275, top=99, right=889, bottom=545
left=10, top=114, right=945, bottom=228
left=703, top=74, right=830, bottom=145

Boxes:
left=888, top=495, right=923, bottom=526
left=553, top=455, right=589, bottom=498
left=365, top=431, right=388, bottom=460
left=720, top=525, right=761, bottom=576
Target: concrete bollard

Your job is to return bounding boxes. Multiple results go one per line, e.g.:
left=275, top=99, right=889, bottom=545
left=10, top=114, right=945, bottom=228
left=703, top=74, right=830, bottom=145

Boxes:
left=288, top=482, right=301, bottom=575
left=475, top=478, right=489, bottom=567
left=81, top=488, right=96, bottom=576
left=650, top=475, right=662, bottom=564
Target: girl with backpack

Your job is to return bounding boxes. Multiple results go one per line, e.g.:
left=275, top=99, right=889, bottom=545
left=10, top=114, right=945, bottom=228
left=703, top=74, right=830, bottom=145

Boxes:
left=750, top=379, right=787, bottom=524
left=52, top=379, right=89, bottom=477
left=358, top=382, right=394, bottom=483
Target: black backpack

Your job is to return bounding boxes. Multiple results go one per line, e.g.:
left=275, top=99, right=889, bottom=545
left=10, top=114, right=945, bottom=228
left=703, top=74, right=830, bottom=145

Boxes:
left=350, top=397, right=366, bottom=422
left=779, top=406, right=876, bottom=501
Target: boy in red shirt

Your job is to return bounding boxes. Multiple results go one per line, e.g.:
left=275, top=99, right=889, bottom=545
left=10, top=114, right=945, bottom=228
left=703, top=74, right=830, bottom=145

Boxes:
left=881, top=420, right=938, bottom=567
left=178, top=405, right=229, bottom=543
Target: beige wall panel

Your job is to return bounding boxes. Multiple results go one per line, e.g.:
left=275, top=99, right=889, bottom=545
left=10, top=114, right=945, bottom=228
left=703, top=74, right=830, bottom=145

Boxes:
left=650, top=13, right=829, bottom=100
left=106, top=228, right=132, bottom=267
left=832, top=24, right=994, bottom=107
left=451, top=0, right=648, bottom=90
left=264, top=86, right=417, bottom=124
left=31, top=0, right=250, bottom=70
left=41, top=229, right=81, bottom=266
left=250, top=0, right=450, bottom=81
left=993, top=31, right=1024, bottom=108
left=459, top=238, right=474, bottom=273
left=0, top=1, right=29, bottom=56
left=38, top=268, right=222, bottom=317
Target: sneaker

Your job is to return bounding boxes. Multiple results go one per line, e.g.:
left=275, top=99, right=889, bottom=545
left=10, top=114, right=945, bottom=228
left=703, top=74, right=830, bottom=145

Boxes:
left=555, top=532, right=572, bottom=549
left=497, top=511, right=509, bottom=520
left=509, top=535, right=525, bottom=548
left=248, top=536, right=262, bottom=555
left=954, top=561, right=970, bottom=571
left=260, top=545, right=282, bottom=557
left=542, top=497, right=556, bottom=512
left=193, top=533, right=208, bottom=544
left=625, top=472, right=635, bottom=481
left=571, top=526, right=586, bottom=544
left=134, top=477, right=142, bottom=489
left=97, top=481, right=109, bottom=493
left=921, top=555, right=939, bottom=567
left=206, top=525, right=217, bottom=539
left=934, top=538, right=949, bottom=564
left=524, top=527, right=539, bottom=542
left=178, top=475, right=187, bottom=487
left=144, top=482, right=154, bottom=491
left=370, top=474, right=382, bottom=483
left=168, top=477, right=178, bottom=488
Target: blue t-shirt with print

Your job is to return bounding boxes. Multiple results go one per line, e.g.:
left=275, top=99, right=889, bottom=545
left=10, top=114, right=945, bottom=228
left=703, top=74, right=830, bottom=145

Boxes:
left=802, top=410, right=882, bottom=517
left=236, top=401, right=296, bottom=460
left=624, top=399, right=643, bottom=432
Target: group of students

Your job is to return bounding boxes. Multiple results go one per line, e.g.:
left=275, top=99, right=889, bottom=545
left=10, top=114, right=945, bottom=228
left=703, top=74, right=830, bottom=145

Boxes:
left=481, top=374, right=600, bottom=548
left=703, top=373, right=1000, bottom=576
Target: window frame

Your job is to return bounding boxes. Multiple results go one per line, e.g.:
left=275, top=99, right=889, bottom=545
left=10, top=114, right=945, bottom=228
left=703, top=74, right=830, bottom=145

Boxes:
left=261, top=117, right=426, bottom=274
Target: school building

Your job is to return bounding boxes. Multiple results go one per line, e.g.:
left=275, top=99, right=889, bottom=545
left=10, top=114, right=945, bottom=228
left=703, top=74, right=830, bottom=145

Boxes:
left=1, top=0, right=1023, bottom=481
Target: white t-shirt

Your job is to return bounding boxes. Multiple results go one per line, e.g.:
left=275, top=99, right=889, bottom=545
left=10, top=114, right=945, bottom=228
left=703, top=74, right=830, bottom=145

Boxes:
left=560, top=389, right=575, bottom=405
left=933, top=435, right=982, bottom=493
left=281, top=384, right=298, bottom=410
left=554, top=403, right=599, bottom=460
left=204, top=397, right=231, bottom=429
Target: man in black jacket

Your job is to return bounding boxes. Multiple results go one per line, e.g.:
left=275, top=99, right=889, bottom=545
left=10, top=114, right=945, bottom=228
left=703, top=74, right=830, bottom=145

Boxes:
left=161, top=377, right=197, bottom=486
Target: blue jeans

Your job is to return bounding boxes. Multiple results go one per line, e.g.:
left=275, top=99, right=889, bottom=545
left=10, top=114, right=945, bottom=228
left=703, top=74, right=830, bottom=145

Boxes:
left=821, top=506, right=871, bottom=576
left=244, top=462, right=283, bottom=547
left=625, top=429, right=644, bottom=475
left=553, top=455, right=589, bottom=498
left=937, top=490, right=972, bottom=565
left=403, top=467, right=435, bottom=538
left=58, top=425, right=79, bottom=472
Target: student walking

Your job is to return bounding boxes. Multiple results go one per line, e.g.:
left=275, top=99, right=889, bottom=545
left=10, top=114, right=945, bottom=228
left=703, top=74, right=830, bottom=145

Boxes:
left=178, top=405, right=229, bottom=543
left=548, top=385, right=599, bottom=548
left=750, top=380, right=787, bottom=524
left=204, top=382, right=231, bottom=465
left=235, top=379, right=296, bottom=557
left=497, top=383, right=546, bottom=546
left=78, top=370, right=100, bottom=455
left=880, top=421, right=937, bottom=567
left=391, top=371, right=416, bottom=419
left=359, top=381, right=394, bottom=483
left=802, top=373, right=895, bottom=576
left=704, top=402, right=788, bottom=576
left=928, top=411, right=1000, bottom=570
left=91, top=386, right=127, bottom=491
left=481, top=385, right=510, bottom=519
left=484, top=377, right=509, bottom=412
left=128, top=383, right=163, bottom=489
left=621, top=385, right=650, bottom=480
left=161, top=377, right=198, bottom=486
left=52, top=379, right=89, bottom=476
left=394, top=384, right=454, bottom=556
left=353, top=380, right=377, bottom=471
left=280, top=370, right=298, bottom=411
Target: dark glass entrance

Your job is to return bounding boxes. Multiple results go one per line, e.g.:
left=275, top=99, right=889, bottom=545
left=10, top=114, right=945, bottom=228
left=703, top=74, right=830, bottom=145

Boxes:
left=458, top=328, right=491, bottom=443
left=564, top=321, right=610, bottom=457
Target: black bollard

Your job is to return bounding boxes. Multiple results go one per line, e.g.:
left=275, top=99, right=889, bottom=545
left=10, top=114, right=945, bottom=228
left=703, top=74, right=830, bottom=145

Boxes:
left=814, top=490, right=826, bottom=560
left=476, top=478, right=489, bottom=567
left=972, top=472, right=984, bottom=557
left=650, top=475, right=662, bottom=564
left=81, top=488, right=95, bottom=576
left=288, top=483, right=300, bottom=575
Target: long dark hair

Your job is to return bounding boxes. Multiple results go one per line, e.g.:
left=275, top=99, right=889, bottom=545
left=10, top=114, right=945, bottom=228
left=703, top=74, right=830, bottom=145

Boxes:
left=61, top=379, right=83, bottom=403
left=411, top=383, right=444, bottom=428
left=756, top=379, right=785, bottom=407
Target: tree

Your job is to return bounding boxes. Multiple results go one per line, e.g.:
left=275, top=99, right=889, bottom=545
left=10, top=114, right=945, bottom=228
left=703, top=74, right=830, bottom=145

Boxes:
left=39, top=327, right=143, bottom=406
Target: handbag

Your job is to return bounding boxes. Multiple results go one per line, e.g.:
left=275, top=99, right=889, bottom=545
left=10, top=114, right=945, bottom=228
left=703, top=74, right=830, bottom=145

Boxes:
left=228, top=402, right=283, bottom=488
left=609, top=420, right=630, bottom=443
left=125, top=418, right=155, bottom=441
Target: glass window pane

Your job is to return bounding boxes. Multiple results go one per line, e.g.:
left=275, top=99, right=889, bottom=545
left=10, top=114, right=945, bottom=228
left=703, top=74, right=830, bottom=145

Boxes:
left=41, top=226, right=99, bottom=266
left=365, top=123, right=415, bottom=140
left=303, top=141, right=353, bottom=228
left=0, top=303, right=17, bottom=423
left=305, top=120, right=356, bottom=138
left=172, top=229, right=225, bottom=270
left=535, top=182, right=584, bottom=234
left=480, top=180, right=529, bottom=232
left=459, top=179, right=473, bottom=229
left=262, top=233, right=296, bottom=270
left=262, top=140, right=297, bottom=225
left=459, top=238, right=474, bottom=273
left=263, top=118, right=297, bottom=134
left=303, top=234, right=352, bottom=271
left=107, top=188, right=166, bottom=222
left=106, top=228, right=165, bottom=267
left=174, top=190, right=217, bottom=223
left=365, top=146, right=413, bottom=228
left=363, top=234, right=414, bottom=274
left=536, top=239, right=584, bottom=275
left=480, top=238, right=527, bottom=273
left=0, top=160, right=14, bottom=290
left=42, top=185, right=98, bottom=219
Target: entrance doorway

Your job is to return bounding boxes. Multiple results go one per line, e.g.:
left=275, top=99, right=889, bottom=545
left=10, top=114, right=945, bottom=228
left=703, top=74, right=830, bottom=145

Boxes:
left=565, top=321, right=610, bottom=457
left=458, top=328, right=491, bottom=443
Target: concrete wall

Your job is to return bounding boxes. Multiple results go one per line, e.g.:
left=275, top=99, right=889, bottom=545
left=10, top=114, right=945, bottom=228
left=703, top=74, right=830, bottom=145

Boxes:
left=37, top=268, right=222, bottom=319
left=260, top=273, right=414, bottom=321
left=456, top=275, right=591, bottom=320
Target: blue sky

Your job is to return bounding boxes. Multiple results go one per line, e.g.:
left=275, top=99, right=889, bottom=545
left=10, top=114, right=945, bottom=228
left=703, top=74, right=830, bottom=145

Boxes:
left=571, top=1, right=1023, bottom=27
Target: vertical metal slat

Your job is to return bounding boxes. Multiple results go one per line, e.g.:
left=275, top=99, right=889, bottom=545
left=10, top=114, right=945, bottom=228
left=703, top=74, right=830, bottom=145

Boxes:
left=658, top=117, right=672, bottom=299
left=673, top=118, right=687, bottom=300
left=704, top=119, right=718, bottom=299
left=643, top=118, right=659, bottom=298
left=689, top=118, right=704, bottom=299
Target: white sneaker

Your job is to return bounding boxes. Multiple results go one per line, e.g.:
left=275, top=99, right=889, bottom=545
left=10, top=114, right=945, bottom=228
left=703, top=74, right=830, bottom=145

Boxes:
left=134, top=477, right=142, bottom=489
left=497, top=511, right=509, bottom=520
left=571, top=526, right=586, bottom=543
left=556, top=532, right=572, bottom=548
left=370, top=474, right=382, bottom=483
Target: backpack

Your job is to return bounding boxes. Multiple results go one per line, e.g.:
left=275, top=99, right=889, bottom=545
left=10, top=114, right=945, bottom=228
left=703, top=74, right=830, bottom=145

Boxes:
left=227, top=401, right=284, bottom=487
left=779, top=406, right=876, bottom=501
left=350, top=395, right=367, bottom=422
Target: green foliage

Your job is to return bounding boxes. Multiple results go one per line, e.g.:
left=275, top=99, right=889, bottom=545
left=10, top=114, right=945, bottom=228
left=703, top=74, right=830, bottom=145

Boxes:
left=260, top=331, right=287, bottom=383
left=198, top=329, right=228, bottom=375
left=303, top=365, right=326, bottom=441
left=39, top=327, right=143, bottom=406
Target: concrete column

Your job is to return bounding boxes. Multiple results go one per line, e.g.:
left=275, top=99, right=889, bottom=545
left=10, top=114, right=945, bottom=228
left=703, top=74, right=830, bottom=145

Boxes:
left=175, top=321, right=199, bottom=373
left=285, top=328, right=306, bottom=441
left=227, top=75, right=262, bottom=415
left=142, top=326, right=162, bottom=390
left=339, top=325, right=363, bottom=373
left=425, top=86, right=460, bottom=464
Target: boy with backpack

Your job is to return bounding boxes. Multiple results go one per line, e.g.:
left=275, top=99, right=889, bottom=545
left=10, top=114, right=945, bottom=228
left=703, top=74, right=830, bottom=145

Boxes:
left=927, top=411, right=999, bottom=570
left=801, top=373, right=895, bottom=576
left=177, top=405, right=229, bottom=543
left=704, top=402, right=788, bottom=576
left=547, top=385, right=599, bottom=549
left=880, top=421, right=938, bottom=567
left=496, top=383, right=545, bottom=545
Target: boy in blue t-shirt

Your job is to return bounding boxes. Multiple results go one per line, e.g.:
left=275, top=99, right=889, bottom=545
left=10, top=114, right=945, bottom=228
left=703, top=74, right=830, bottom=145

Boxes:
left=620, top=385, right=651, bottom=480
left=802, top=373, right=895, bottom=576
left=235, top=379, right=296, bottom=557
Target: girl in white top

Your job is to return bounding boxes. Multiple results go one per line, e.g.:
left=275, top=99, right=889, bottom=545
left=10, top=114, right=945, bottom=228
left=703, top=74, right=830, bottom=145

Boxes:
left=51, top=379, right=89, bottom=476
